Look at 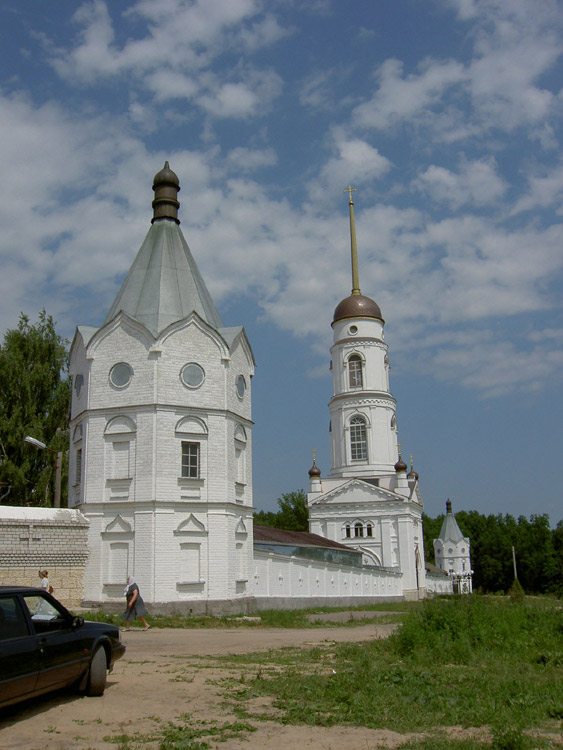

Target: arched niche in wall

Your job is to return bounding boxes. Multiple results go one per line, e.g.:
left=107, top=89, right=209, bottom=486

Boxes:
left=234, top=425, right=247, bottom=495
left=175, top=416, right=208, bottom=436
left=101, top=514, right=134, bottom=587
left=104, top=416, right=136, bottom=493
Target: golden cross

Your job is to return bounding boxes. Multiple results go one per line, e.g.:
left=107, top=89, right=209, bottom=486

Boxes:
left=312, top=449, right=317, bottom=464
left=344, top=185, right=357, bottom=204
left=397, top=441, right=402, bottom=454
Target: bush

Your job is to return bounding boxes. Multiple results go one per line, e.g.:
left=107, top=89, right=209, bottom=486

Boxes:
left=508, top=579, right=525, bottom=603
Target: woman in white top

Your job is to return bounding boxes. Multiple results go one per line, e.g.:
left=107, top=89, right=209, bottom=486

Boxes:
left=38, top=569, right=52, bottom=594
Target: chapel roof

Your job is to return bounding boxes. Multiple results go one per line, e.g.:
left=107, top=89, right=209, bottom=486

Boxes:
left=437, top=499, right=466, bottom=544
left=104, top=162, right=223, bottom=337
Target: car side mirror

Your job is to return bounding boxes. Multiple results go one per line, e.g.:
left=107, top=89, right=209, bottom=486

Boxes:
left=71, top=616, right=85, bottom=630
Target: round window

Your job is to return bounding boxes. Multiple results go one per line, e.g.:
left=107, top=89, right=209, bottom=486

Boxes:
left=109, top=362, right=133, bottom=388
left=236, top=375, right=246, bottom=398
left=181, top=363, right=205, bottom=388
left=349, top=325, right=358, bottom=335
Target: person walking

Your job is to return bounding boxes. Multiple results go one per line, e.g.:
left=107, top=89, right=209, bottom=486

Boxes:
left=122, top=576, right=150, bottom=631
left=38, top=569, right=53, bottom=594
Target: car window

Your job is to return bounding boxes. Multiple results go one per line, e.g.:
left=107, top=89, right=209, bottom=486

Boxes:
left=21, top=594, right=70, bottom=634
left=0, top=596, right=30, bottom=640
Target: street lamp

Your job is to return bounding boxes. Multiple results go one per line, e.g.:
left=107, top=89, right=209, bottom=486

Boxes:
left=24, top=436, right=62, bottom=508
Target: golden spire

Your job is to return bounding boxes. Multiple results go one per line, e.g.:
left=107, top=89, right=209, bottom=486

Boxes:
left=344, top=185, right=361, bottom=296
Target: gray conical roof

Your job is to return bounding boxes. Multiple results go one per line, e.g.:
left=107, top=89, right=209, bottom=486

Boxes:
left=437, top=500, right=465, bottom=544
left=104, top=164, right=222, bottom=337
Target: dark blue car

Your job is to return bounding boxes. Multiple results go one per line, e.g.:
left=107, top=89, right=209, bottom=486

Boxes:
left=0, top=585, right=125, bottom=708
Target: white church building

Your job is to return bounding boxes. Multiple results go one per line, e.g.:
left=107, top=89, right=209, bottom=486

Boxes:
left=66, top=163, right=454, bottom=612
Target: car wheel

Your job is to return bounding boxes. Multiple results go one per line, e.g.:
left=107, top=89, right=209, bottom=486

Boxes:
left=87, top=646, right=107, bottom=696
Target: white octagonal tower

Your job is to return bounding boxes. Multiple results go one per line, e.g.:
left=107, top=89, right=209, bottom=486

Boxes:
left=69, top=163, right=255, bottom=609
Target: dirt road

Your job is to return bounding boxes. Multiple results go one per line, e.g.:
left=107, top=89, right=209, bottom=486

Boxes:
left=0, top=623, right=413, bottom=750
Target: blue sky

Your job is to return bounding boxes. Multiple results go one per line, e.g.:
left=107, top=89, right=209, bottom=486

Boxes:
left=1, top=0, right=562, bottom=522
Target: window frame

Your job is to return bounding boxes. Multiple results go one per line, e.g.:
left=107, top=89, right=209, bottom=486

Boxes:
left=349, top=416, right=368, bottom=461
left=348, top=354, right=363, bottom=389
left=181, top=441, right=200, bottom=479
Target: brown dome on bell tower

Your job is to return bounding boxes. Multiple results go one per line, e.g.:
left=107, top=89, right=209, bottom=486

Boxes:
left=333, top=293, right=383, bottom=324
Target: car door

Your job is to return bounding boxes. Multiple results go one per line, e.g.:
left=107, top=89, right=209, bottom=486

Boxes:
left=20, top=593, right=87, bottom=692
left=0, top=594, right=39, bottom=705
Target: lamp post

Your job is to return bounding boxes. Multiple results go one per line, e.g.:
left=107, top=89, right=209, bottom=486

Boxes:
left=24, top=436, right=62, bottom=508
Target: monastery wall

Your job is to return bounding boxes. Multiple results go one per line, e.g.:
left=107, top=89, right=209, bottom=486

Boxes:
left=251, top=549, right=403, bottom=601
left=0, top=506, right=89, bottom=609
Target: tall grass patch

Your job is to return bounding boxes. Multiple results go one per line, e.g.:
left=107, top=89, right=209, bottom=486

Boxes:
left=228, top=596, right=563, bottom=736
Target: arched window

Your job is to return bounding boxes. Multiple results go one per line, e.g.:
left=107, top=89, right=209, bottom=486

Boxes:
left=350, top=416, right=367, bottom=460
left=343, top=524, right=351, bottom=539
left=366, top=522, right=373, bottom=538
left=354, top=522, right=363, bottom=538
left=348, top=355, right=363, bottom=388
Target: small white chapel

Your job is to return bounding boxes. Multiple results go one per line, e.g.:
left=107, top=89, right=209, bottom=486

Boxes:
left=62, top=163, right=455, bottom=612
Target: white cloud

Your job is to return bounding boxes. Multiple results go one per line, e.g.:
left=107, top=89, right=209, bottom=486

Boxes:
left=47, top=0, right=285, bottom=122
left=145, top=70, right=199, bottom=101
left=511, top=162, right=563, bottom=215
left=197, top=69, right=283, bottom=119
left=308, top=130, right=393, bottom=202
left=353, top=57, right=467, bottom=131
left=352, top=0, right=562, bottom=141
left=413, top=157, right=506, bottom=209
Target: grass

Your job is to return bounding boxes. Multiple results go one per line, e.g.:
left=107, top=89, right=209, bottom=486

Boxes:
left=213, top=596, right=563, bottom=747
left=103, top=715, right=255, bottom=749
left=81, top=601, right=410, bottom=629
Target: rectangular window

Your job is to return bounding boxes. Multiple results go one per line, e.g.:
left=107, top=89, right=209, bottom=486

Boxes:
left=350, top=419, right=367, bottom=460
left=181, top=442, right=200, bottom=478
left=75, top=448, right=82, bottom=485
left=349, top=358, right=363, bottom=388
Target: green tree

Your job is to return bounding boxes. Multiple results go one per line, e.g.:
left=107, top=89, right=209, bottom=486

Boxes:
left=254, top=490, right=309, bottom=531
left=0, top=311, right=71, bottom=506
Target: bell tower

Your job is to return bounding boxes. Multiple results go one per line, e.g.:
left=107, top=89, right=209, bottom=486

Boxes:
left=329, top=187, right=399, bottom=478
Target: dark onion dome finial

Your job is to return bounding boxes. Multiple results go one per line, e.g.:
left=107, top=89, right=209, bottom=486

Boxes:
left=309, top=452, right=321, bottom=478
left=407, top=455, right=419, bottom=480
left=152, top=161, right=180, bottom=224
left=332, top=293, right=384, bottom=325
left=394, top=453, right=407, bottom=473
left=446, top=499, right=452, bottom=514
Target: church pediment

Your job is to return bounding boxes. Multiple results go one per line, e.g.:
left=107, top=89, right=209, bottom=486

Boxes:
left=310, top=478, right=399, bottom=506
